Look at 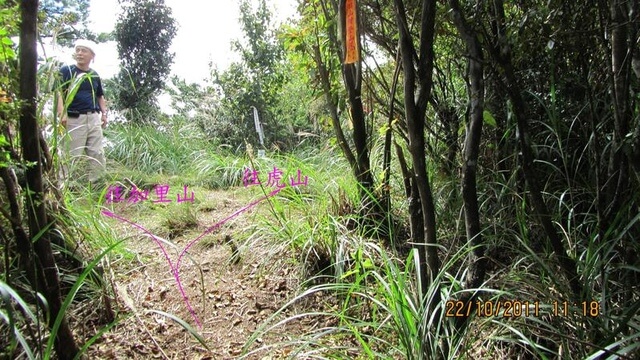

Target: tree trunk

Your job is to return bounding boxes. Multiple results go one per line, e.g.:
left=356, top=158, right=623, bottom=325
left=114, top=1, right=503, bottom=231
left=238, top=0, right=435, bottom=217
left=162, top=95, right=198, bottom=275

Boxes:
left=449, top=0, right=487, bottom=328
left=382, top=52, right=402, bottom=224
left=392, top=0, right=441, bottom=312
left=310, top=42, right=357, bottom=171
left=606, top=0, right=632, bottom=223
left=19, top=1, right=79, bottom=358
left=342, top=62, right=374, bottom=194
left=488, top=0, right=583, bottom=299
left=338, top=0, right=377, bottom=207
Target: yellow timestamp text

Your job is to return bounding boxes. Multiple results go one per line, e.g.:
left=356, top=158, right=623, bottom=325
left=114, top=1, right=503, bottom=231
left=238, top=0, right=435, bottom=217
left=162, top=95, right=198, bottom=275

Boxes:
left=445, top=300, right=601, bottom=318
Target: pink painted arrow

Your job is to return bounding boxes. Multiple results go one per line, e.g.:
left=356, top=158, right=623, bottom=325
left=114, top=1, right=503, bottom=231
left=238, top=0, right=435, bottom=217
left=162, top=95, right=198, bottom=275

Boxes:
left=102, top=187, right=283, bottom=328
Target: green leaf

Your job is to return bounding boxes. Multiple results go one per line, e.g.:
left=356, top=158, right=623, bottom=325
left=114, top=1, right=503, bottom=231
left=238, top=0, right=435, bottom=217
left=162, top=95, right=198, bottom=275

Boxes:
left=146, top=309, right=210, bottom=351
left=341, top=269, right=359, bottom=279
left=0, top=45, right=15, bottom=61
left=483, top=110, right=497, bottom=127
left=378, top=123, right=390, bottom=137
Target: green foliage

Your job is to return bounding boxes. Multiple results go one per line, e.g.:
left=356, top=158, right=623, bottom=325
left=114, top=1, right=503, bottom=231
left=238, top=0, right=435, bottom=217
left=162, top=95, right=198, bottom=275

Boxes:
left=0, top=190, right=127, bottom=359
left=211, top=0, right=286, bottom=149
left=1, top=280, right=40, bottom=359
left=113, top=0, right=177, bottom=122
left=4, top=0, right=639, bottom=357
left=167, top=12, right=320, bottom=151
left=0, top=0, right=21, bottom=199
left=0, top=29, right=16, bottom=63
left=233, top=0, right=282, bottom=78
left=280, top=4, right=345, bottom=116
left=147, top=310, right=211, bottom=351
left=160, top=202, right=199, bottom=239
left=105, top=120, right=205, bottom=175
left=103, top=119, right=249, bottom=189
left=242, top=236, right=477, bottom=359
left=208, top=63, right=258, bottom=147
left=0, top=0, right=19, bottom=128
left=0, top=134, right=12, bottom=168
left=39, top=0, right=92, bottom=45
left=196, top=0, right=311, bottom=150
left=166, top=76, right=245, bottom=149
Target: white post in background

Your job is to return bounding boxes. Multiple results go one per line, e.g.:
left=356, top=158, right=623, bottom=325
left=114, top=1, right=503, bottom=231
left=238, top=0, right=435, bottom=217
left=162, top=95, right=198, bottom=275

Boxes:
left=251, top=106, right=265, bottom=157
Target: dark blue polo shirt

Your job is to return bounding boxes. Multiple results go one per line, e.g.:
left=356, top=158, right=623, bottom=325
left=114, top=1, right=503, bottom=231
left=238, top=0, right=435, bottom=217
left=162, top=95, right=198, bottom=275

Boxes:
left=59, top=65, right=104, bottom=113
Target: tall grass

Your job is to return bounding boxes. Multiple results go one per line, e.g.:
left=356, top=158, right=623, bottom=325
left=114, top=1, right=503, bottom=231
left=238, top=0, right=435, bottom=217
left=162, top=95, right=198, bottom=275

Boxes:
left=105, top=120, right=205, bottom=176
left=59, top=106, right=640, bottom=358
left=241, top=232, right=491, bottom=359
left=233, top=147, right=357, bottom=269
left=0, top=159, right=214, bottom=358
left=236, top=131, right=640, bottom=359
left=0, top=193, right=125, bottom=359
left=105, top=120, right=254, bottom=189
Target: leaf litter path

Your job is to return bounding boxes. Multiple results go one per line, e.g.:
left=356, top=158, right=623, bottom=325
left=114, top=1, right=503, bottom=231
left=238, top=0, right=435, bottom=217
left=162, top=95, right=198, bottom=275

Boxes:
left=102, top=187, right=283, bottom=328
left=84, top=188, right=305, bottom=359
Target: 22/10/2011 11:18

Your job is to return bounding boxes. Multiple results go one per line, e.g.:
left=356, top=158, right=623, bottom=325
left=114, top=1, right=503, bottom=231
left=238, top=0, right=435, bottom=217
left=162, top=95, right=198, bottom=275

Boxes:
left=445, top=299, right=601, bottom=318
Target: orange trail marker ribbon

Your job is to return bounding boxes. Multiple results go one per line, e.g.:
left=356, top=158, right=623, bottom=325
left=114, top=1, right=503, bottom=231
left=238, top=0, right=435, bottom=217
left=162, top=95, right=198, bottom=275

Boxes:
left=344, top=0, right=359, bottom=64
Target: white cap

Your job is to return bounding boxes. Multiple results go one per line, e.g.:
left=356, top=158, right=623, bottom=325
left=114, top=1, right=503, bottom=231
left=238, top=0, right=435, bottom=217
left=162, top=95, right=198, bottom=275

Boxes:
left=74, top=39, right=97, bottom=55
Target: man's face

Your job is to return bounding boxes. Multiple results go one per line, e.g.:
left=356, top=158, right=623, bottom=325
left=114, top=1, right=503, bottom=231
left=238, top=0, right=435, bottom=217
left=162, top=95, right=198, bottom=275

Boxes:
left=74, top=46, right=94, bottom=65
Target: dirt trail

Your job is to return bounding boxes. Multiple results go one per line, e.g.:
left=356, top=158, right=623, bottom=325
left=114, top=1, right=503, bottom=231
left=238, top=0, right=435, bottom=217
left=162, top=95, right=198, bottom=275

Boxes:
left=83, top=189, right=303, bottom=359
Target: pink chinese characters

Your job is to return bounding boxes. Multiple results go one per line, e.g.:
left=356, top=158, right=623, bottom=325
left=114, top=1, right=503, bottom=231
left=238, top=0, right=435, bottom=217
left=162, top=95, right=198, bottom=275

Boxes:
left=104, top=184, right=196, bottom=204
left=242, top=167, right=309, bottom=188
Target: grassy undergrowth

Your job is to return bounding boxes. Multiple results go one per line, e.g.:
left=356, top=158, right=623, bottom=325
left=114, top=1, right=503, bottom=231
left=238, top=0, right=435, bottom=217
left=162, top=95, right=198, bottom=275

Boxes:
left=5, top=120, right=638, bottom=359
left=240, top=183, right=639, bottom=359
left=97, top=119, right=634, bottom=360
left=233, top=139, right=639, bottom=359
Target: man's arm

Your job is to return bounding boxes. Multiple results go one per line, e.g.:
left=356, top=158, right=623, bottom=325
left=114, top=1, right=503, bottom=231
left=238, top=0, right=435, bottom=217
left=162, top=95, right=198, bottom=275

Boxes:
left=57, top=92, right=67, bottom=127
left=98, top=95, right=107, bottom=128
left=56, top=65, right=70, bottom=127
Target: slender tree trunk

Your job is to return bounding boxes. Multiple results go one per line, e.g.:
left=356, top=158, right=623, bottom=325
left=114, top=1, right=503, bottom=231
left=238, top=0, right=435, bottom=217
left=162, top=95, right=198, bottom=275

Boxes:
left=392, top=0, right=441, bottom=313
left=382, top=52, right=402, bottom=220
left=607, top=0, right=639, bottom=340
left=342, top=62, right=374, bottom=193
left=311, top=41, right=357, bottom=170
left=449, top=0, right=487, bottom=328
left=19, top=1, right=79, bottom=358
left=607, top=0, right=632, bottom=220
left=338, top=0, right=376, bottom=204
left=488, top=0, right=583, bottom=299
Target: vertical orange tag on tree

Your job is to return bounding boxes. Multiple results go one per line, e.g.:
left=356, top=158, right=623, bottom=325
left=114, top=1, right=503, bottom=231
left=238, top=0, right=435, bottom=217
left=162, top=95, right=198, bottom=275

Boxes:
left=344, top=0, right=359, bottom=64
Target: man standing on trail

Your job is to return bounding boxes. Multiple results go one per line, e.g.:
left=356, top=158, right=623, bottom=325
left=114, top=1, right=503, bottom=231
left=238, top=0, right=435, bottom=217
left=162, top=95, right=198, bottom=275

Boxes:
left=57, top=39, right=108, bottom=185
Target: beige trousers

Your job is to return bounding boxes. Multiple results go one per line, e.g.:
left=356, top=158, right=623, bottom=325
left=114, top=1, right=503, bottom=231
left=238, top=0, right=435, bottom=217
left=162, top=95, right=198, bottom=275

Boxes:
left=63, top=113, right=106, bottom=183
